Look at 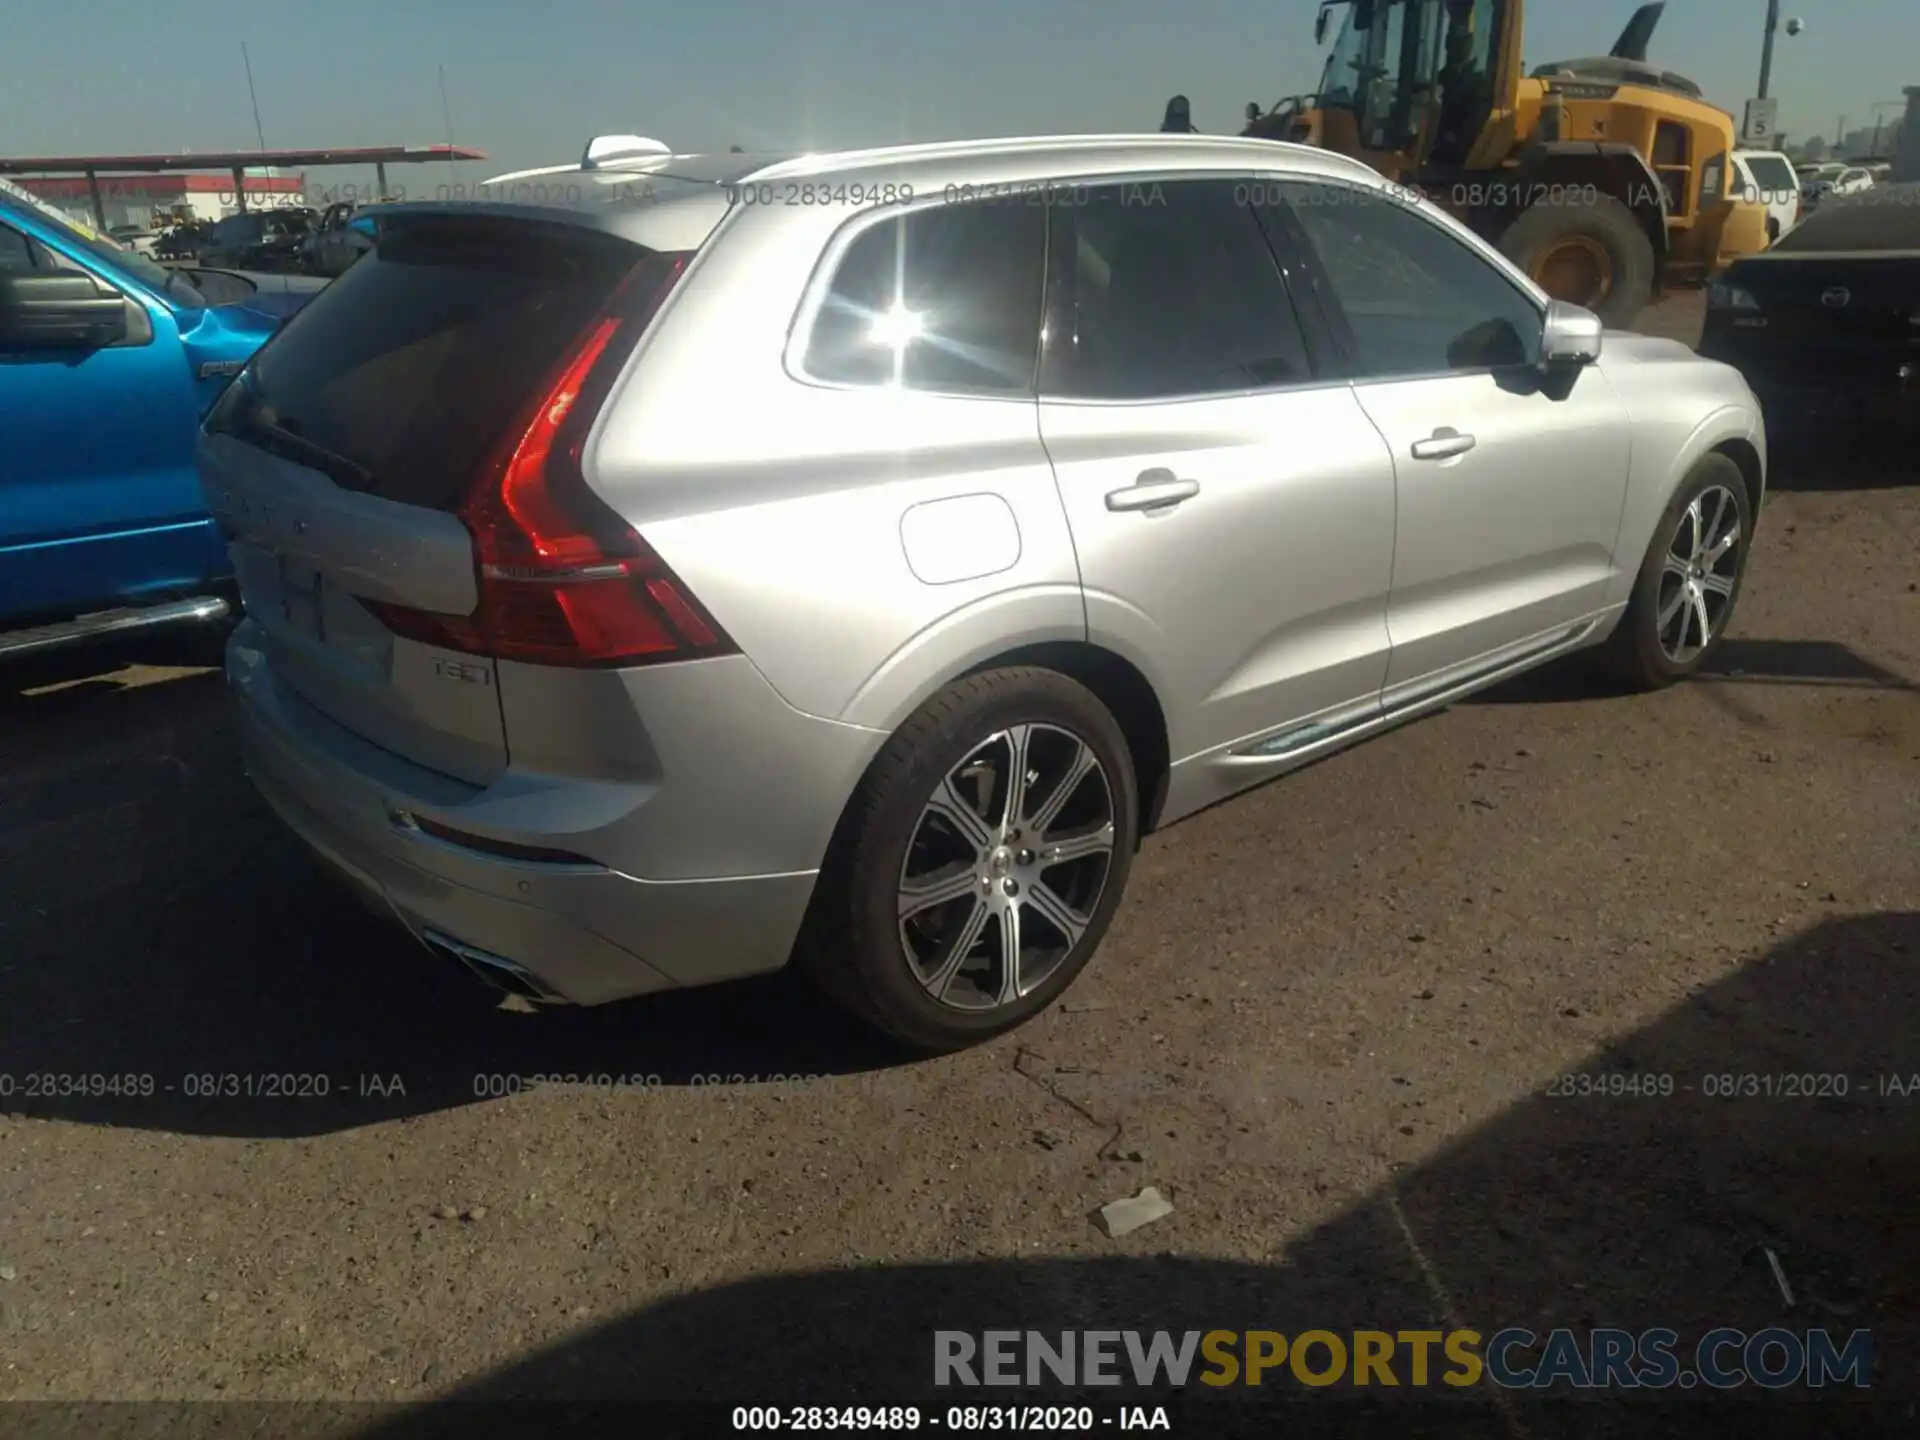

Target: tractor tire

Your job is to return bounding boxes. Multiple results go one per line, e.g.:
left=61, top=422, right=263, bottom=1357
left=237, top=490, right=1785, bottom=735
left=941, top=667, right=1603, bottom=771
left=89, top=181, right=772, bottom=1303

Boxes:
left=1498, top=195, right=1657, bottom=329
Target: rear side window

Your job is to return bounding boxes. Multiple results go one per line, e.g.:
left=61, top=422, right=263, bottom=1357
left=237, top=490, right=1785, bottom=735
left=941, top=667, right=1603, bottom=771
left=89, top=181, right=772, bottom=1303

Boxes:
left=1039, top=179, right=1314, bottom=401
left=210, top=215, right=643, bottom=509
left=1277, top=181, right=1542, bottom=378
left=801, top=201, right=1045, bottom=396
left=1744, top=155, right=1798, bottom=195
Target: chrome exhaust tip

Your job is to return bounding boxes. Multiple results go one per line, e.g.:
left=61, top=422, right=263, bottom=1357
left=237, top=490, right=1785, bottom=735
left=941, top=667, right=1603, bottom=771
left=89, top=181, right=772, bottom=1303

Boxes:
left=421, top=931, right=566, bottom=1004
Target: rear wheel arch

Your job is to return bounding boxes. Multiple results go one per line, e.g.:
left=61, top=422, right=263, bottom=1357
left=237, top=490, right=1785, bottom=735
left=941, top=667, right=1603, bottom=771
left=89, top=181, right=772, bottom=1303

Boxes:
left=822, top=637, right=1172, bottom=872
left=961, top=641, right=1172, bottom=838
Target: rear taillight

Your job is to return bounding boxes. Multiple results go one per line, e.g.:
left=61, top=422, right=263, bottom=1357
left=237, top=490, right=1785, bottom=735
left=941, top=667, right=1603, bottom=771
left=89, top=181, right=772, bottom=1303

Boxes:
left=368, top=251, right=736, bottom=669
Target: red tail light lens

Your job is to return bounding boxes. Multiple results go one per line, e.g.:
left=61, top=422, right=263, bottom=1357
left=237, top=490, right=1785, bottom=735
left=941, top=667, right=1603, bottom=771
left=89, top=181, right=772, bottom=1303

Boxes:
left=368, top=252, right=736, bottom=668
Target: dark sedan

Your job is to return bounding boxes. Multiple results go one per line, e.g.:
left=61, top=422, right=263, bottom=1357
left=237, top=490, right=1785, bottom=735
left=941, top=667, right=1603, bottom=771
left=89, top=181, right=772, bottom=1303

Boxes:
left=1700, top=183, right=1920, bottom=440
left=195, top=208, right=316, bottom=272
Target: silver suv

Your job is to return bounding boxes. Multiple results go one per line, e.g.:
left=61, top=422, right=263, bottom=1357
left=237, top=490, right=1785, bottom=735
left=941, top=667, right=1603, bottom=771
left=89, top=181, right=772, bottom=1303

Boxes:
left=199, top=134, right=1766, bottom=1051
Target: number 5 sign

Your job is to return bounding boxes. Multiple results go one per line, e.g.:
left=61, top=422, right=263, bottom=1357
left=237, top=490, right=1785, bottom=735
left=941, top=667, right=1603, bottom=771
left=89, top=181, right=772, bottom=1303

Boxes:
left=1742, top=98, right=1780, bottom=147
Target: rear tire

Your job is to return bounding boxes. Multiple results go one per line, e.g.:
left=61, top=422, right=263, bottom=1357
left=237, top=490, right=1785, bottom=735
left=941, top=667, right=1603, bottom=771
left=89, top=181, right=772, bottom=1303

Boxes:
left=800, top=667, right=1139, bottom=1053
left=1499, top=195, right=1657, bottom=328
left=1604, top=454, right=1753, bottom=691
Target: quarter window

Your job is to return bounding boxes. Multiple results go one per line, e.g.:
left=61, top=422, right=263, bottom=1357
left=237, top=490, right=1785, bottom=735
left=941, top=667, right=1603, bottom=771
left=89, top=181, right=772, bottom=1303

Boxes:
left=1275, top=182, right=1543, bottom=378
left=1039, top=179, right=1314, bottom=401
left=801, top=202, right=1045, bottom=396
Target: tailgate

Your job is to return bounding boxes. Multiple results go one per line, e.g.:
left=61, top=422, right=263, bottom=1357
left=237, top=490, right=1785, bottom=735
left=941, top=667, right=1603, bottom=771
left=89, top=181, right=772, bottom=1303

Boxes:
left=199, top=211, right=659, bottom=785
left=200, top=431, right=507, bottom=785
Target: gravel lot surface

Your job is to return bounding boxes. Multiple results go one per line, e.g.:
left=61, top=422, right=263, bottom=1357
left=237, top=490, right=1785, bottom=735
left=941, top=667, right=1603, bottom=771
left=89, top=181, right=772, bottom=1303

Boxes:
left=2, top=293, right=1916, bottom=1434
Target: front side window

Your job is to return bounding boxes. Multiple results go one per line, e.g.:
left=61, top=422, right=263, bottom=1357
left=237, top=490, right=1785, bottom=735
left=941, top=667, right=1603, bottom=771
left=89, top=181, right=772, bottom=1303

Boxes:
left=801, top=201, right=1045, bottom=397
left=1039, top=179, right=1313, bottom=401
left=1279, top=182, right=1541, bottom=378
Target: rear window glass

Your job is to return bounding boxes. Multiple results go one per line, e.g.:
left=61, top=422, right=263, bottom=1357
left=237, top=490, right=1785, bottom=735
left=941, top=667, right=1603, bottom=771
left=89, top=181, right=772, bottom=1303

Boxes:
left=1742, top=155, right=1798, bottom=194
left=1773, top=184, right=1920, bottom=253
left=212, top=215, right=642, bottom=509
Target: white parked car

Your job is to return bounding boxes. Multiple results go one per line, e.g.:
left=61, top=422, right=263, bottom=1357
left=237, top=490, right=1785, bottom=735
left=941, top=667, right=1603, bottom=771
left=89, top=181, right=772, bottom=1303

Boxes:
left=1733, top=151, right=1802, bottom=242
left=1803, top=165, right=1875, bottom=211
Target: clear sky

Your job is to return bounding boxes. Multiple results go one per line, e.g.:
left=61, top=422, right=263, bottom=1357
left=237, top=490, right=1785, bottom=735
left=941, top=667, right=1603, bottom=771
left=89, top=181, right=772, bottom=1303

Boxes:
left=4, top=0, right=1915, bottom=185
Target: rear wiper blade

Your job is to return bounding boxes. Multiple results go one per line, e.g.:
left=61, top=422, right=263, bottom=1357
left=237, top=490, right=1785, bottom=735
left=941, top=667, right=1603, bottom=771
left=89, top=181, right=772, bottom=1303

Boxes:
left=233, top=413, right=375, bottom=490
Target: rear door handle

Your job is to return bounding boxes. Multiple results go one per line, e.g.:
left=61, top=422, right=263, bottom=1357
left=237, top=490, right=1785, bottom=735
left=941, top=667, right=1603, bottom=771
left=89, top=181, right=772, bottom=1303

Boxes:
left=1411, top=428, right=1476, bottom=461
left=1106, top=470, right=1201, bottom=513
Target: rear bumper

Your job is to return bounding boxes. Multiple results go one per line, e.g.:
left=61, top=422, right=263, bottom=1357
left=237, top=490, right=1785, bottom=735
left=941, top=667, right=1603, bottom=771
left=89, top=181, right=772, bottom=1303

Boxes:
left=228, top=621, right=876, bottom=1005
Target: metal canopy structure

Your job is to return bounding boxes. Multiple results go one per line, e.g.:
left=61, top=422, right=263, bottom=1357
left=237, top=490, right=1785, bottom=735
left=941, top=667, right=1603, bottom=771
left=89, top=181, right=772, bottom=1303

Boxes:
left=0, top=144, right=489, bottom=226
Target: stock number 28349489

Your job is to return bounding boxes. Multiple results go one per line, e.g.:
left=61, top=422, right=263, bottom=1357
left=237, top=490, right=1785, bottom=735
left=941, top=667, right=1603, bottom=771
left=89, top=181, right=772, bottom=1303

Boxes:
left=726, top=182, right=914, bottom=207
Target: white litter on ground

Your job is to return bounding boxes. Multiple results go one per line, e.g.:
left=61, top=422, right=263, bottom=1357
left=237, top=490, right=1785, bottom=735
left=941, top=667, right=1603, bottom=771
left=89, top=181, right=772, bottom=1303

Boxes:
left=1098, top=1186, right=1174, bottom=1238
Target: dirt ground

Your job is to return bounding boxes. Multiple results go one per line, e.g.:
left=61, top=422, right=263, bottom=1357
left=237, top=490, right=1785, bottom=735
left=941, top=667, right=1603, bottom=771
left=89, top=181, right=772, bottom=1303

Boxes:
left=2, top=293, right=1918, bottom=1433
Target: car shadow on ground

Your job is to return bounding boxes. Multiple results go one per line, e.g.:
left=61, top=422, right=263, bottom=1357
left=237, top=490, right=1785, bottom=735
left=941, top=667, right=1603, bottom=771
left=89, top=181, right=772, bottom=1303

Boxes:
left=1766, top=431, right=1918, bottom=493
left=326, top=911, right=1917, bottom=1437
left=0, top=649, right=906, bottom=1140
left=1471, top=637, right=1918, bottom=709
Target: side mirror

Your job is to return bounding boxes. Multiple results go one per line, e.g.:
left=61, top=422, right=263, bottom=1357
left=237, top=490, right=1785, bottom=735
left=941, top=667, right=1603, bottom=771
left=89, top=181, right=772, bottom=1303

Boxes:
left=0, top=272, right=130, bottom=351
left=1314, top=5, right=1331, bottom=44
left=1541, top=300, right=1604, bottom=367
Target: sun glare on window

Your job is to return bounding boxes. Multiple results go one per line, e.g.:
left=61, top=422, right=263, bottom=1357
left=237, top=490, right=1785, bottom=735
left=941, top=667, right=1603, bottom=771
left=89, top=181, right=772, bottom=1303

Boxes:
left=868, top=304, right=924, bottom=349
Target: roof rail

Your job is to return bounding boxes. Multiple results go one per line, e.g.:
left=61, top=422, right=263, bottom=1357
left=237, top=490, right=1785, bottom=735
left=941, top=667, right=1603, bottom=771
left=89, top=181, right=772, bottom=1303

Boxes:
left=742, top=132, right=1386, bottom=183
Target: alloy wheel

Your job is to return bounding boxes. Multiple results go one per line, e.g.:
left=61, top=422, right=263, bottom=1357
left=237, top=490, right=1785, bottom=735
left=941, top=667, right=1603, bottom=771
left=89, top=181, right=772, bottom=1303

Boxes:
left=896, top=724, right=1117, bottom=1012
left=1657, top=483, right=1743, bottom=665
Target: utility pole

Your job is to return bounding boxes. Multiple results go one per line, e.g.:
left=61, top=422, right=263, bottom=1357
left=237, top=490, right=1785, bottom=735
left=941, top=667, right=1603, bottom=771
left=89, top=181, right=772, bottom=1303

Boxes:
left=240, top=41, right=267, bottom=214
left=1869, top=101, right=1905, bottom=160
left=439, top=66, right=457, bottom=193
left=1756, top=0, right=1781, bottom=100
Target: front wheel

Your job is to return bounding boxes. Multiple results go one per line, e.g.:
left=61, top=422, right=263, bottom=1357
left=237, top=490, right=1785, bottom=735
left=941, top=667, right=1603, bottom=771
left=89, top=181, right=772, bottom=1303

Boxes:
left=801, top=668, right=1139, bottom=1052
left=1604, top=454, right=1754, bottom=690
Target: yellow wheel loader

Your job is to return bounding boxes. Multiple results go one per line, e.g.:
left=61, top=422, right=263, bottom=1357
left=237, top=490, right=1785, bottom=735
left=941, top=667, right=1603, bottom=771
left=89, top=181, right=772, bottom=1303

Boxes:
left=1202, top=1, right=1757, bottom=325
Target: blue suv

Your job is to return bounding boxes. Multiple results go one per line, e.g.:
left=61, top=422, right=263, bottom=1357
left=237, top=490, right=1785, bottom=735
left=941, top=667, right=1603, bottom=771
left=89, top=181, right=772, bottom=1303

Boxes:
left=0, top=182, right=325, bottom=660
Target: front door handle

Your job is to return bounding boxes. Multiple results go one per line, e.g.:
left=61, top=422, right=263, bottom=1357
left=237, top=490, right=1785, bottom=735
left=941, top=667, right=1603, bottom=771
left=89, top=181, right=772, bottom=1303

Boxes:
left=1411, top=428, right=1476, bottom=461
left=1106, top=470, right=1201, bottom=513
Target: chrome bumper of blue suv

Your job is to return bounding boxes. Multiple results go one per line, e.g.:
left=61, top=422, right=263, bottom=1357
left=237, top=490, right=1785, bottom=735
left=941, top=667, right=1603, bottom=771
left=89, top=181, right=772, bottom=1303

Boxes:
left=225, top=620, right=874, bottom=1005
